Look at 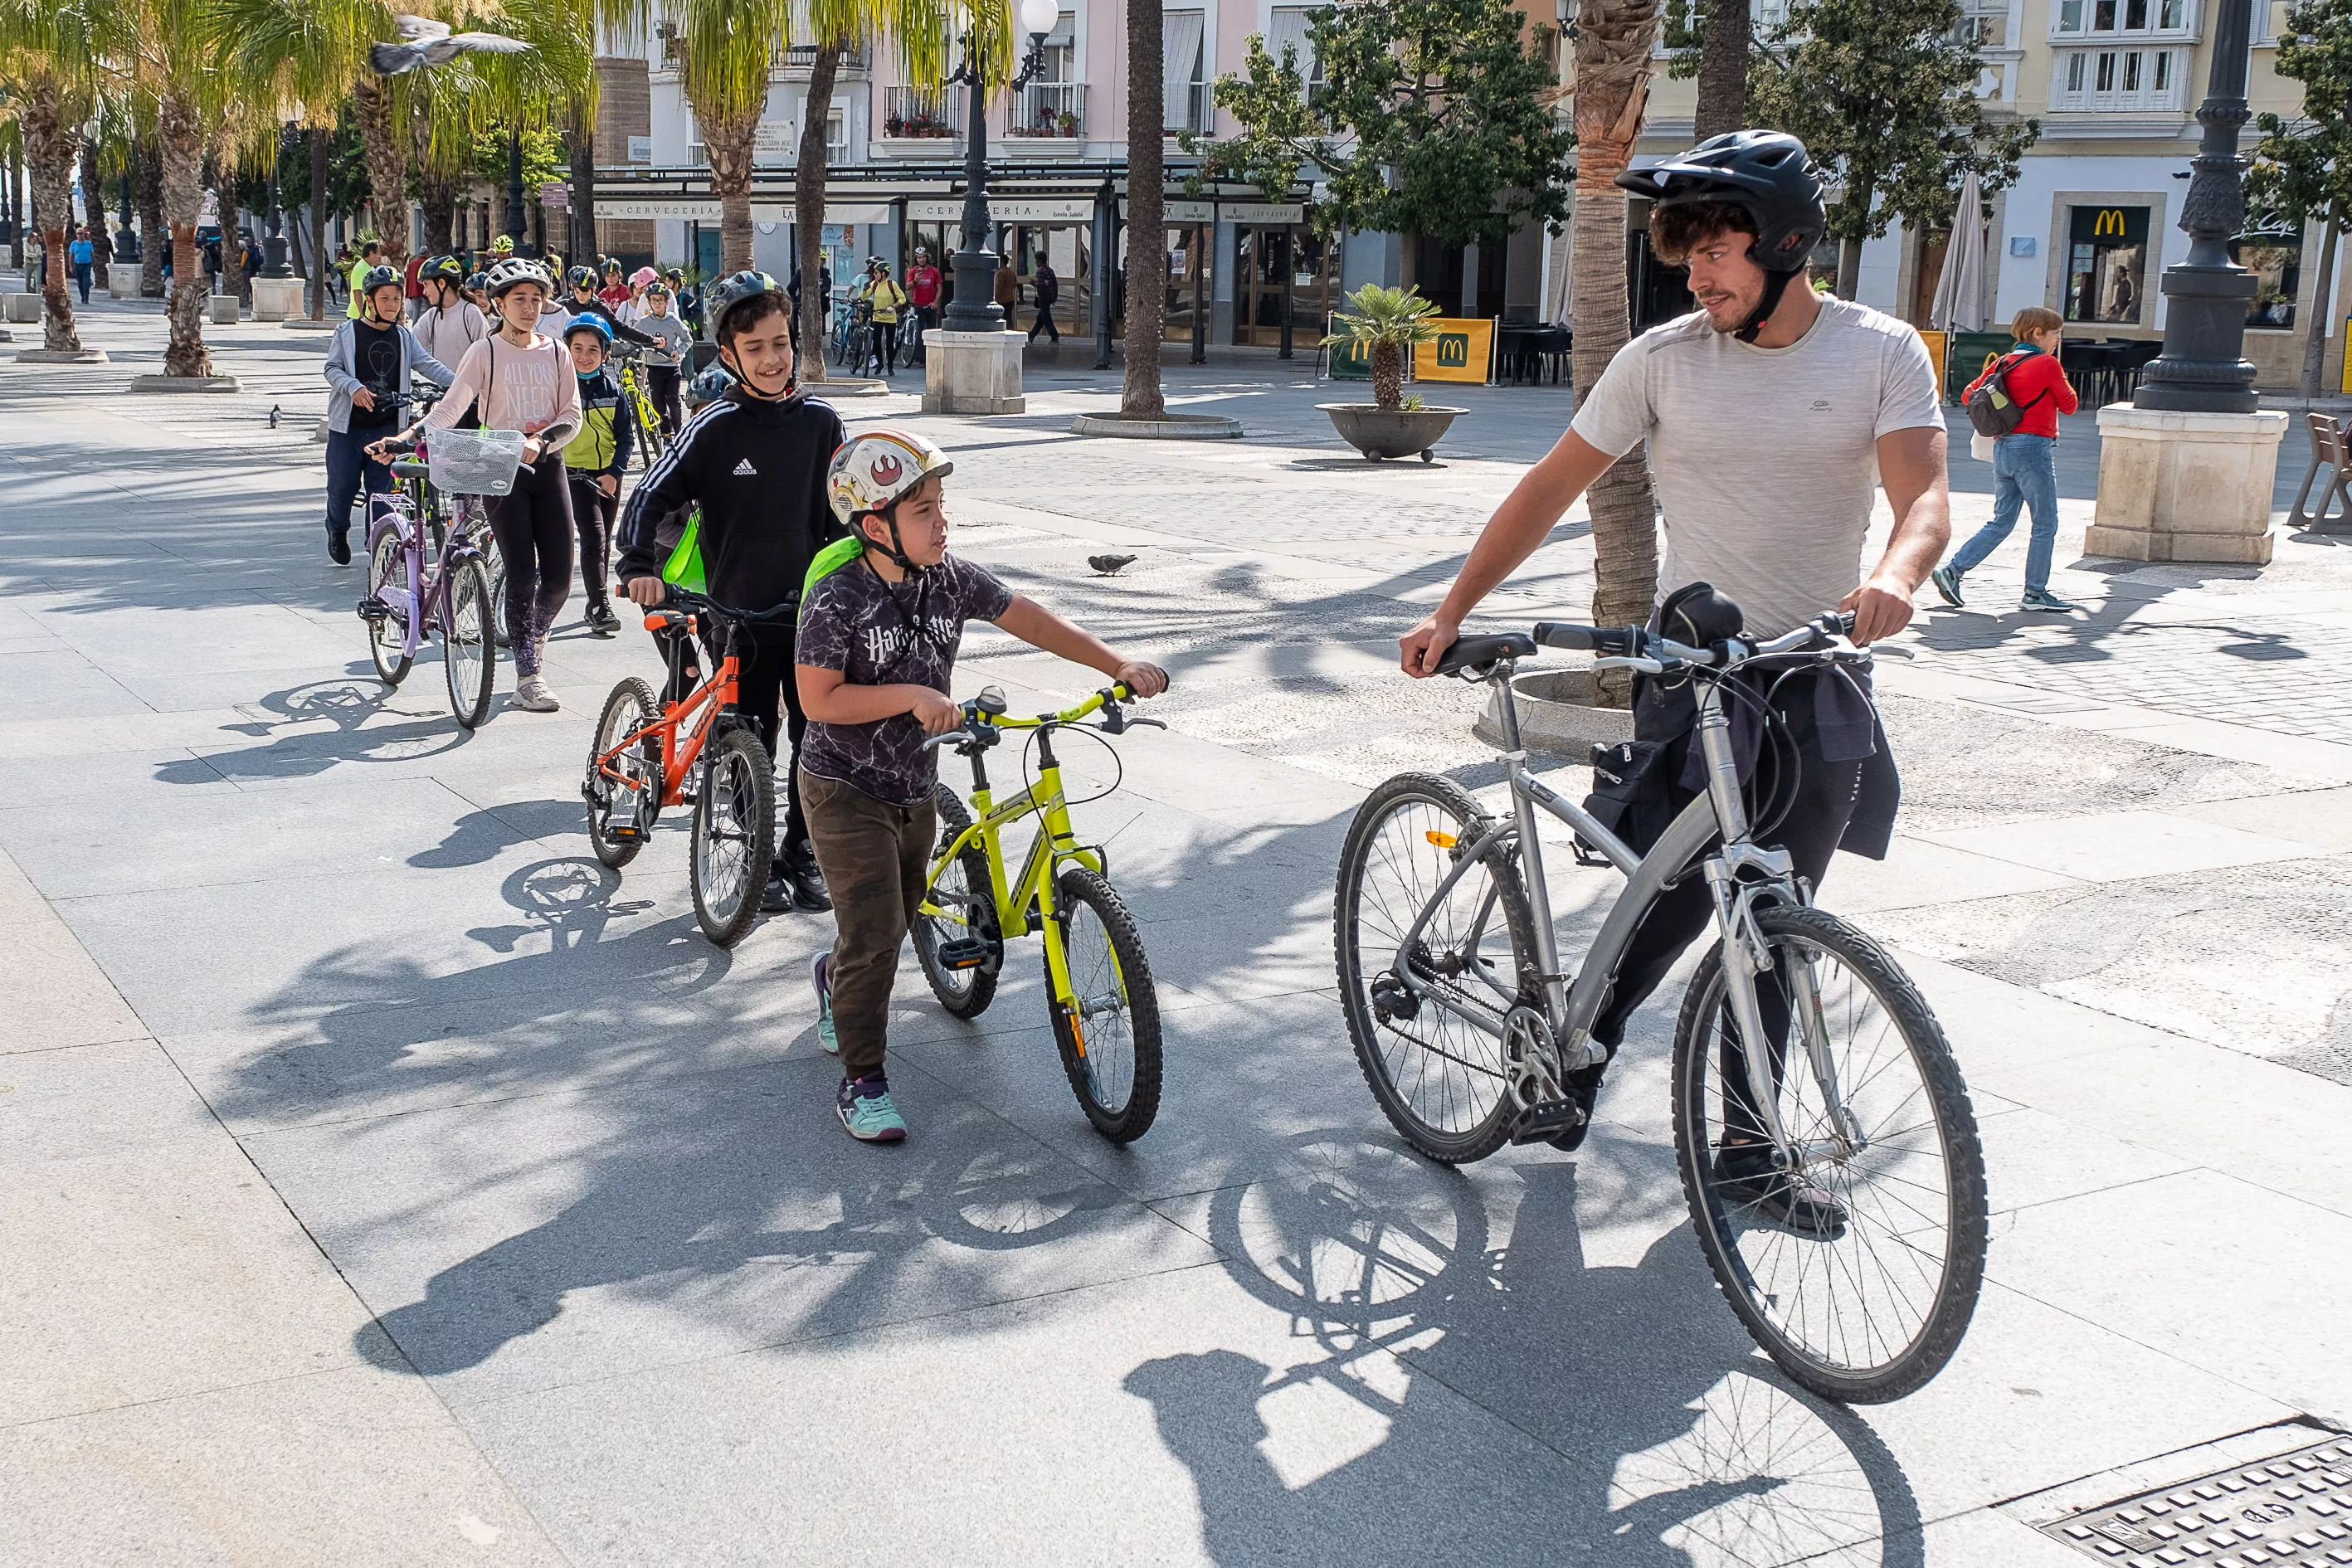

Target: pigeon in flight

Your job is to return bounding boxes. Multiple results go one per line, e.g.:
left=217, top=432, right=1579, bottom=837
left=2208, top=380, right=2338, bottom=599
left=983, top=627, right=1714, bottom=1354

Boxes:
left=369, top=14, right=533, bottom=75
left=1087, top=553, right=1138, bottom=576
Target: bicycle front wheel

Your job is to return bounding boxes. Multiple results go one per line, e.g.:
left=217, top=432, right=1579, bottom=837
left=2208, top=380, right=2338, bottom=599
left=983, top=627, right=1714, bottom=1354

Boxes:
left=690, top=727, right=775, bottom=947
left=1673, top=903, right=1988, bottom=1405
left=1049, top=867, right=1162, bottom=1144
left=367, top=528, right=414, bottom=686
left=442, top=557, right=497, bottom=729
left=1334, top=772, right=1535, bottom=1164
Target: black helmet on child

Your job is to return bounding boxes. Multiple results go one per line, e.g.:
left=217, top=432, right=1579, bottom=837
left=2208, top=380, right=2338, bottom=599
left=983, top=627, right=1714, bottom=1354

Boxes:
left=567, top=265, right=598, bottom=290
left=419, top=254, right=465, bottom=285
left=685, top=364, right=735, bottom=408
left=360, top=263, right=402, bottom=294
left=1614, top=129, right=1829, bottom=341
left=465, top=271, right=488, bottom=293
left=704, top=270, right=784, bottom=339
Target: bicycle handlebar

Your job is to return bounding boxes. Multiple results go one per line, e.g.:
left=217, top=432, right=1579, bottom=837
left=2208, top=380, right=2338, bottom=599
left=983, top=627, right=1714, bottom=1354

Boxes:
left=920, top=682, right=1169, bottom=752
left=656, top=585, right=801, bottom=627
left=1529, top=611, right=1861, bottom=672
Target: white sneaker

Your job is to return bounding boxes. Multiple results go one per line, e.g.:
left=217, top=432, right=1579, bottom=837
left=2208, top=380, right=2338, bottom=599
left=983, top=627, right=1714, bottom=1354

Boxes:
left=513, top=674, right=559, bottom=713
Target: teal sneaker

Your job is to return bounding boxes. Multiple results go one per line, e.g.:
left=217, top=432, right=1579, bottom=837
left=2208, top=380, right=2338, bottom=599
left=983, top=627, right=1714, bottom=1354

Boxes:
left=811, top=952, right=838, bottom=1055
left=837, top=1074, right=907, bottom=1143
left=1930, top=564, right=1965, bottom=607
left=2021, top=588, right=2082, bottom=613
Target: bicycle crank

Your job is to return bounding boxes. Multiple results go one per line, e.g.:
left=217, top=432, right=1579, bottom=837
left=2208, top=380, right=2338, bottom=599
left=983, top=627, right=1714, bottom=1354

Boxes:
left=1502, top=1005, right=1585, bottom=1146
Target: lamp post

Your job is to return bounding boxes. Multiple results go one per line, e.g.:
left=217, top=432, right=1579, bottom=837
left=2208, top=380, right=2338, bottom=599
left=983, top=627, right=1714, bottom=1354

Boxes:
left=941, top=0, right=1063, bottom=333
left=2131, top=0, right=2257, bottom=412
left=505, top=132, right=527, bottom=255
left=261, top=124, right=292, bottom=279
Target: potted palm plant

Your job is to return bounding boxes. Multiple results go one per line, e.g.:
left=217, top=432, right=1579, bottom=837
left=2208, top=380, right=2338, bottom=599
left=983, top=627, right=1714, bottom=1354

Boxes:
left=1317, top=284, right=1464, bottom=462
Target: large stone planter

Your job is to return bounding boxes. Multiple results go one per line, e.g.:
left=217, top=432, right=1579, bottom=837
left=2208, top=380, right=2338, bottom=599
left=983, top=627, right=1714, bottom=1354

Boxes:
left=208, top=295, right=240, bottom=325
left=1319, top=402, right=1463, bottom=461
left=1473, top=667, right=1633, bottom=757
left=129, top=373, right=241, bottom=392
left=922, top=328, right=1026, bottom=415
left=15, top=348, right=110, bottom=364
left=251, top=277, right=304, bottom=322
left=108, top=264, right=144, bottom=299
left=3, top=294, right=41, bottom=324
left=1071, top=411, right=1244, bottom=441
left=2086, top=403, right=2289, bottom=565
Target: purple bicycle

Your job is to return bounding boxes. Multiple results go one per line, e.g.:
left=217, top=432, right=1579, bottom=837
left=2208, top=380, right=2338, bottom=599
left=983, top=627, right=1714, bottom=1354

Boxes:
left=355, top=402, right=499, bottom=729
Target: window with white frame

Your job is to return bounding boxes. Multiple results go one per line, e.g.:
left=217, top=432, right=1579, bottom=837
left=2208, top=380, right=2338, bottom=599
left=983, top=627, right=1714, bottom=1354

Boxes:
left=2252, top=0, right=2281, bottom=43
left=2051, top=0, right=2193, bottom=37
left=1164, top=11, right=1207, bottom=130
left=1953, top=0, right=2009, bottom=46
left=1267, top=7, right=1327, bottom=91
left=2049, top=44, right=2188, bottom=108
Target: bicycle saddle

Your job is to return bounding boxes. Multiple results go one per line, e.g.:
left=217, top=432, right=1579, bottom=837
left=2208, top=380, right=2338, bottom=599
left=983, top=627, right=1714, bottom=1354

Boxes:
left=1435, top=632, right=1537, bottom=678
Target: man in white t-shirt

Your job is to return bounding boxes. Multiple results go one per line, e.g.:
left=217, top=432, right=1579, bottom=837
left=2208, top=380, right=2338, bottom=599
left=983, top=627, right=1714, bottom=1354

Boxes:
left=1398, top=130, right=1952, bottom=1171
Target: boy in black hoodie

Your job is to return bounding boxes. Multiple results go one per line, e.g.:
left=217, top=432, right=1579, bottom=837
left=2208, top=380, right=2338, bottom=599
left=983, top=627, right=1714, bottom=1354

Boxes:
left=615, top=272, right=844, bottom=916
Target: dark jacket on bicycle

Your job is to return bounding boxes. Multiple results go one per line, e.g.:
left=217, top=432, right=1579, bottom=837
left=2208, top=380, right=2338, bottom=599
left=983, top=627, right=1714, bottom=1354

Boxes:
left=564, top=293, right=657, bottom=349
left=613, top=386, right=846, bottom=612
left=562, top=367, right=634, bottom=477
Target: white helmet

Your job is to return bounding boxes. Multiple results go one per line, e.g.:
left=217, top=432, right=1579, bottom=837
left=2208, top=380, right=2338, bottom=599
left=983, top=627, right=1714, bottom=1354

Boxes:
left=483, top=257, right=552, bottom=299
left=826, top=429, right=955, bottom=528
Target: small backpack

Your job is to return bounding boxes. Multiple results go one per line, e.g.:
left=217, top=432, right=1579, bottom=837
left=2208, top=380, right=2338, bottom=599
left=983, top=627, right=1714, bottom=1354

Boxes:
left=1965, top=350, right=2048, bottom=438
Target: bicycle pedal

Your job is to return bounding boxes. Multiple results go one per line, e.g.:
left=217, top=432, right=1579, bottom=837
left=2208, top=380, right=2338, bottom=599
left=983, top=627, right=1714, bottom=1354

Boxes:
left=933, top=937, right=991, bottom=971
left=1509, top=1098, right=1587, bottom=1145
left=355, top=597, right=391, bottom=621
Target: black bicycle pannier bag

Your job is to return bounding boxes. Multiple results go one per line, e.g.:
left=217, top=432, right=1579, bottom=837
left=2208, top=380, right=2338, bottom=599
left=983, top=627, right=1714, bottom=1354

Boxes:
left=1580, top=738, right=1675, bottom=857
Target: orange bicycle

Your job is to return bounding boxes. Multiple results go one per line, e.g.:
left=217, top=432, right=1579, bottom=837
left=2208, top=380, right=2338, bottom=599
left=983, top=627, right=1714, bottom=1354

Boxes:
left=582, top=587, right=797, bottom=947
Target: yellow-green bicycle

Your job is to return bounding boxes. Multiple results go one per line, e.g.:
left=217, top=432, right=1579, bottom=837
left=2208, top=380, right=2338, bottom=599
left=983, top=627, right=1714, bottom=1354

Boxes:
left=915, top=681, right=1165, bottom=1143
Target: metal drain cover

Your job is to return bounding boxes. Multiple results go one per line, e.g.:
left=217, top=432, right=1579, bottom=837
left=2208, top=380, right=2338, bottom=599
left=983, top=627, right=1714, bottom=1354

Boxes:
left=2042, top=1436, right=2352, bottom=1566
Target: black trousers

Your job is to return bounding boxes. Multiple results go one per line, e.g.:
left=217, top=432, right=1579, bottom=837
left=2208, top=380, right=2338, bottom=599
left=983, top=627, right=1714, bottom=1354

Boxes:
left=566, top=471, right=616, bottom=611
left=1590, top=672, right=1866, bottom=1054
left=1028, top=302, right=1059, bottom=342
left=648, top=365, right=682, bottom=436
left=698, top=626, right=811, bottom=863
left=487, top=454, right=575, bottom=678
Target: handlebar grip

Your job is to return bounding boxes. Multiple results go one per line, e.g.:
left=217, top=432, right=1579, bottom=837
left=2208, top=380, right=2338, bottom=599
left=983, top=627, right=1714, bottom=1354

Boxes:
left=1829, top=610, right=1858, bottom=637
left=1533, top=622, right=1641, bottom=656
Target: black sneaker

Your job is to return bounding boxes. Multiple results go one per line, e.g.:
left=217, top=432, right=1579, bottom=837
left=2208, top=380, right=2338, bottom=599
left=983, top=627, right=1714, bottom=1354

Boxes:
left=1545, top=1058, right=1610, bottom=1152
left=758, top=869, right=796, bottom=914
left=586, top=601, right=621, bottom=636
left=778, top=850, right=831, bottom=913
left=1714, top=1143, right=1847, bottom=1236
left=328, top=529, right=352, bottom=566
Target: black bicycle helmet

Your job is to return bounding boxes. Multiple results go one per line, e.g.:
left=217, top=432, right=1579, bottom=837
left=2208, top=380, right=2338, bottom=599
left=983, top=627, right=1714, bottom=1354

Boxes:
left=686, top=364, right=735, bottom=408
left=567, top=265, right=598, bottom=290
left=359, top=263, right=402, bottom=294
left=704, top=270, right=784, bottom=339
left=419, top=254, right=465, bottom=285
left=1616, top=129, right=1829, bottom=341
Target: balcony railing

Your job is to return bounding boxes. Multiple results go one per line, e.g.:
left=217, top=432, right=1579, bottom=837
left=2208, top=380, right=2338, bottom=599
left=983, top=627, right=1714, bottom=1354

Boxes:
left=1006, top=80, right=1086, bottom=138
left=881, top=85, right=963, bottom=141
left=779, top=42, right=868, bottom=71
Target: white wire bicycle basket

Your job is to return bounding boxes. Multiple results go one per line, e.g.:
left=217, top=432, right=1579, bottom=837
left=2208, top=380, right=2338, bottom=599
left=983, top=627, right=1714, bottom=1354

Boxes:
left=424, top=426, right=528, bottom=497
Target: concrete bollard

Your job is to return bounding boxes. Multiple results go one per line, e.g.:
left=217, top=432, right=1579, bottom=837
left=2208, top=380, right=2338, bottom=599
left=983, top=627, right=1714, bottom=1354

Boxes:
left=3, top=293, right=41, bottom=324
left=209, top=295, right=240, bottom=325
left=251, top=277, right=304, bottom=322
left=108, top=264, right=143, bottom=299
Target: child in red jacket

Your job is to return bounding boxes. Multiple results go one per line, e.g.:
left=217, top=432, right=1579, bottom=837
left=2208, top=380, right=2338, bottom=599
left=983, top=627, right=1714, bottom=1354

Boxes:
left=1934, top=306, right=2082, bottom=613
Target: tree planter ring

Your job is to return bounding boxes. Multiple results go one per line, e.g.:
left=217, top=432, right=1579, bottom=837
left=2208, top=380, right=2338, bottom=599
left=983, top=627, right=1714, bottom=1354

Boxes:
left=1319, top=402, right=1463, bottom=461
left=1472, top=667, right=1633, bottom=756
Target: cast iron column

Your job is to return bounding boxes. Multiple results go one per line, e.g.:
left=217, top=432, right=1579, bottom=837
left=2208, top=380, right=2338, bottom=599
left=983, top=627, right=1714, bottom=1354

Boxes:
left=262, top=125, right=292, bottom=279
left=1092, top=177, right=1113, bottom=368
left=942, top=35, right=1006, bottom=331
left=505, top=133, right=528, bottom=253
left=2133, top=0, right=2260, bottom=413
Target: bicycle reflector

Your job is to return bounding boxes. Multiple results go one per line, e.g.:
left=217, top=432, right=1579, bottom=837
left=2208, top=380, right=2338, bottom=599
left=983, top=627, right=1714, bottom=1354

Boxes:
left=1427, top=830, right=1458, bottom=849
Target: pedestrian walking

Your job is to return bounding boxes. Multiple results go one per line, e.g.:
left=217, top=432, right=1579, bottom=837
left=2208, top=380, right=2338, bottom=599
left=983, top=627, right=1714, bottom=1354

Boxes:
left=1028, top=260, right=1060, bottom=343
left=69, top=227, right=95, bottom=304
left=1935, top=306, right=2083, bottom=615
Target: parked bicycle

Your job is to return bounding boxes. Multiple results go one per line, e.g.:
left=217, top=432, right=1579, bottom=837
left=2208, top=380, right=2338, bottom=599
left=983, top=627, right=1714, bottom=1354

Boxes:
left=356, top=397, right=499, bottom=729
left=582, top=587, right=798, bottom=947
left=913, top=683, right=1166, bottom=1142
left=1332, top=606, right=1988, bottom=1405
left=606, top=339, right=669, bottom=470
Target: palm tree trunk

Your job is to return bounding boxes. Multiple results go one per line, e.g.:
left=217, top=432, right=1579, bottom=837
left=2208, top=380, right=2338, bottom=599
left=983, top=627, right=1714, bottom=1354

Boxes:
left=1122, top=0, right=1167, bottom=417
left=1572, top=0, right=1663, bottom=706
left=159, top=93, right=213, bottom=377
left=795, top=41, right=844, bottom=383
left=700, top=100, right=759, bottom=276
left=7, top=146, right=22, bottom=272
left=22, top=80, right=83, bottom=354
left=139, top=138, right=165, bottom=297
left=1692, top=0, right=1751, bottom=142
left=353, top=75, right=409, bottom=265
left=220, top=171, right=247, bottom=306
left=309, top=131, right=330, bottom=319
left=2301, top=217, right=2337, bottom=403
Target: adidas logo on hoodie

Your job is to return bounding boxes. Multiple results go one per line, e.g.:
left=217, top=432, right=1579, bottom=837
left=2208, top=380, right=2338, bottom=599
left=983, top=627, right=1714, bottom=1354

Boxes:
left=733, top=458, right=757, bottom=476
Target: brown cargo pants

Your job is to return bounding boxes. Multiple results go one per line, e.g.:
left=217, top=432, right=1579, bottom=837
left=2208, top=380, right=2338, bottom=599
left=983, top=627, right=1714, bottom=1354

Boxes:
left=800, top=768, right=936, bottom=1079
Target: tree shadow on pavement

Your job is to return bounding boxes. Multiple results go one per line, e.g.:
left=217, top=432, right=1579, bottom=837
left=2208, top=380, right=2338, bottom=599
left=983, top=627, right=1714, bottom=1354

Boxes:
left=1125, top=1132, right=1925, bottom=1568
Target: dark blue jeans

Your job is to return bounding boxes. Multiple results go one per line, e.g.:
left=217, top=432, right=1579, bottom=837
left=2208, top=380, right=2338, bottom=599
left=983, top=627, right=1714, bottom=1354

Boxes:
left=1950, top=432, right=2060, bottom=595
left=324, top=425, right=392, bottom=539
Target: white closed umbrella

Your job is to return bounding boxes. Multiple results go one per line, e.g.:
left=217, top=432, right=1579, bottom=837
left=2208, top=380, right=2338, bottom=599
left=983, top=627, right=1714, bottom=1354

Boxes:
left=1930, top=169, right=1989, bottom=334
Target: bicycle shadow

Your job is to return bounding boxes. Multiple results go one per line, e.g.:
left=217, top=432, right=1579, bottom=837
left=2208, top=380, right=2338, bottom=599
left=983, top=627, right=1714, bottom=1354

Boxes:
left=158, top=675, right=475, bottom=786
left=1125, top=1131, right=1925, bottom=1568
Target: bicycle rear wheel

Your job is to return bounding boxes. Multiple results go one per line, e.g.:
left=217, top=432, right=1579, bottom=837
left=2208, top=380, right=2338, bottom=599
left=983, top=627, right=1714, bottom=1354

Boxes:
left=442, top=557, right=497, bottom=729
left=690, top=727, right=774, bottom=947
left=586, top=677, right=662, bottom=869
left=1048, top=867, right=1161, bottom=1143
left=1672, top=903, right=1988, bottom=1405
left=367, top=528, right=414, bottom=686
left=915, top=782, right=1001, bottom=1019
left=1334, top=772, right=1534, bottom=1164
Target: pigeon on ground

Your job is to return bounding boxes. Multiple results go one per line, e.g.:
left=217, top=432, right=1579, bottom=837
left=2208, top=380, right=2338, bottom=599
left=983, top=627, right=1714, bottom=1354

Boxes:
left=369, top=14, right=533, bottom=75
left=1088, top=553, right=1138, bottom=576
left=267, top=403, right=280, bottom=428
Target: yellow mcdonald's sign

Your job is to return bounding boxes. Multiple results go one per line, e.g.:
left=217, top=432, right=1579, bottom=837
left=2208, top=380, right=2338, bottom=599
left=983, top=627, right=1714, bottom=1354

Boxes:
left=1412, top=318, right=1496, bottom=384
left=2093, top=208, right=2128, bottom=238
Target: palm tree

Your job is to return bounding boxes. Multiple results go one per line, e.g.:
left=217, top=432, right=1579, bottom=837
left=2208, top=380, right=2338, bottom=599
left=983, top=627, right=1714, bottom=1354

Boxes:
left=1569, top=0, right=1663, bottom=701
left=1122, top=0, right=1166, bottom=416
left=659, top=0, right=793, bottom=277
left=0, top=2, right=102, bottom=354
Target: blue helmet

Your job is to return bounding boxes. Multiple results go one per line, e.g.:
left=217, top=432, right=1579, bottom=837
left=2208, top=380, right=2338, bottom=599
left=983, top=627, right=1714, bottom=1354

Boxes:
left=562, top=314, right=613, bottom=348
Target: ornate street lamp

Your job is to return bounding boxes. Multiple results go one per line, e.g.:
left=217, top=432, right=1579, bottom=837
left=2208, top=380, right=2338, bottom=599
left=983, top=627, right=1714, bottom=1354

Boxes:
left=941, top=0, right=1063, bottom=332
left=2132, top=0, right=2258, bottom=412
left=505, top=131, right=528, bottom=254
left=262, top=124, right=293, bottom=279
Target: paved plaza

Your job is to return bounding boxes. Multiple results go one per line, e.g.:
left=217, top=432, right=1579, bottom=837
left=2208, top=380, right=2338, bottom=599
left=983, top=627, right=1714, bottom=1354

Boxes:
left=4, top=299, right=2351, bottom=1566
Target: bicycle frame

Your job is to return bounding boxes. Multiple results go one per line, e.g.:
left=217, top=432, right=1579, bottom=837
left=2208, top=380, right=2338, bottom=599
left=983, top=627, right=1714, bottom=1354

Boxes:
left=592, top=621, right=743, bottom=811
left=367, top=478, right=485, bottom=660
left=1390, top=660, right=1839, bottom=1156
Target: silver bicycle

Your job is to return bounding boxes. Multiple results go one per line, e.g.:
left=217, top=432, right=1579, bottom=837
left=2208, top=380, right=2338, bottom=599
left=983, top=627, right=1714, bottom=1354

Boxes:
left=1334, top=608, right=1988, bottom=1404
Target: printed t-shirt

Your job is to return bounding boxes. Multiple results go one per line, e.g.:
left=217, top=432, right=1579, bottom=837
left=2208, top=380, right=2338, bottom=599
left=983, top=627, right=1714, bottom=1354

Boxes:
left=796, top=553, right=1015, bottom=807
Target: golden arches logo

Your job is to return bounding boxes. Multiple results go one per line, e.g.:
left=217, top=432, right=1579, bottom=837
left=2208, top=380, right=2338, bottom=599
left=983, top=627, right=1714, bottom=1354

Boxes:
left=2092, top=208, right=2128, bottom=238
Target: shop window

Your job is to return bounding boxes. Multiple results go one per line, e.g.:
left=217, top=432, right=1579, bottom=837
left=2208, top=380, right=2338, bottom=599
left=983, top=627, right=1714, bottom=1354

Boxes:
left=2232, top=237, right=2301, bottom=328
left=2066, top=204, right=2149, bottom=324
